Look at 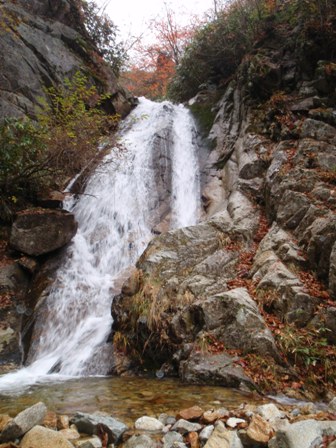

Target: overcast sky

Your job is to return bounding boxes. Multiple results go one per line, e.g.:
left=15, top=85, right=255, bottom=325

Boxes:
left=95, top=0, right=215, bottom=42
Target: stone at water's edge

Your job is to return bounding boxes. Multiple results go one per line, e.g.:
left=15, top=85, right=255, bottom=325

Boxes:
left=10, top=209, right=78, bottom=256
left=269, top=420, right=336, bottom=448
left=0, top=402, right=47, bottom=442
left=204, top=421, right=243, bottom=448
left=134, top=416, right=164, bottom=431
left=124, top=434, right=157, bottom=448
left=179, top=350, right=255, bottom=390
left=20, top=425, right=74, bottom=448
left=70, top=412, right=128, bottom=444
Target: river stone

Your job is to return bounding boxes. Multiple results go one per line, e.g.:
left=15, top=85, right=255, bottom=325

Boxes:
left=204, top=421, right=243, bottom=448
left=10, top=209, right=78, bottom=256
left=240, top=414, right=273, bottom=445
left=270, top=419, right=336, bottom=448
left=124, top=434, right=157, bottom=448
left=70, top=411, right=127, bottom=444
left=328, top=397, right=336, bottom=414
left=73, top=436, right=102, bottom=448
left=177, top=406, right=203, bottom=421
left=134, top=416, right=164, bottom=431
left=57, top=415, right=70, bottom=430
left=172, top=419, right=202, bottom=434
left=59, top=427, right=80, bottom=440
left=0, top=415, right=12, bottom=432
left=20, top=425, right=74, bottom=448
left=256, top=404, right=285, bottom=423
left=226, top=417, right=246, bottom=428
left=0, top=402, right=47, bottom=442
left=187, top=431, right=199, bottom=448
left=203, top=409, right=229, bottom=424
left=43, top=411, right=58, bottom=429
left=199, top=425, right=214, bottom=442
left=162, top=431, right=184, bottom=447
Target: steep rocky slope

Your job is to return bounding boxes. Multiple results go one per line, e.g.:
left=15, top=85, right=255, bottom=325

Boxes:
left=0, top=0, right=131, bottom=119
left=112, top=23, right=336, bottom=398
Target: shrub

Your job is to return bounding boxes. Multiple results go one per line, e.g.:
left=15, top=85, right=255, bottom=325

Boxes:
left=168, top=0, right=272, bottom=101
left=0, top=118, right=49, bottom=221
left=0, top=72, right=120, bottom=222
left=168, top=0, right=336, bottom=102
left=37, top=71, right=119, bottom=179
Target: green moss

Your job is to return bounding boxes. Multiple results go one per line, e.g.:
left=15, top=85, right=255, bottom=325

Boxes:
left=189, top=103, right=217, bottom=137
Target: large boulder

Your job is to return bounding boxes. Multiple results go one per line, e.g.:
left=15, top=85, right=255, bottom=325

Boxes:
left=179, top=350, right=255, bottom=390
left=0, top=402, right=47, bottom=442
left=10, top=209, right=77, bottom=256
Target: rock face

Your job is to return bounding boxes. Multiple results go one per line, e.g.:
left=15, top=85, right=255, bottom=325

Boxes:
left=111, top=20, right=336, bottom=394
left=0, top=0, right=132, bottom=119
left=0, top=261, right=29, bottom=372
left=10, top=209, right=78, bottom=256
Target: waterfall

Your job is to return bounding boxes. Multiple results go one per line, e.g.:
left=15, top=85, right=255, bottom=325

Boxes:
left=0, top=98, right=200, bottom=390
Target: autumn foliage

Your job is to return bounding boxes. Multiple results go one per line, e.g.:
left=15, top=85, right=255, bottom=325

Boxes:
left=121, top=7, right=196, bottom=100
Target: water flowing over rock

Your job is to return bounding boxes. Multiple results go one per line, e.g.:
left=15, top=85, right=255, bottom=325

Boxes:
left=0, top=98, right=201, bottom=388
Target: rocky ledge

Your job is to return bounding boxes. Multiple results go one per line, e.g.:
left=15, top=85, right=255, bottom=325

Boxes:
left=0, top=399, right=335, bottom=448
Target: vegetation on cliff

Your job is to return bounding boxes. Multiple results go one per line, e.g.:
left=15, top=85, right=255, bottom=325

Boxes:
left=0, top=0, right=129, bottom=222
left=168, top=0, right=336, bottom=101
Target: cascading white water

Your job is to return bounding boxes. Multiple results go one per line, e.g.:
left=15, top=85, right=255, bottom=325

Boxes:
left=171, top=104, right=200, bottom=228
left=0, top=98, right=200, bottom=390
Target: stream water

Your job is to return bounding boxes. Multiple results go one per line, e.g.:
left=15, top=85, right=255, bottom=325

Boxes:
left=0, top=377, right=264, bottom=424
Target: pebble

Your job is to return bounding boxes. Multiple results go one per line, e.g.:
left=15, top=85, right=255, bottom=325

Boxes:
left=328, top=397, right=336, bottom=414
left=162, top=430, right=184, bottom=447
left=171, top=419, right=202, bottom=434
left=226, top=417, right=246, bottom=428
left=256, top=404, right=285, bottom=422
left=199, top=425, right=214, bottom=442
left=134, top=416, right=164, bottom=431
